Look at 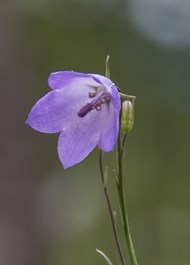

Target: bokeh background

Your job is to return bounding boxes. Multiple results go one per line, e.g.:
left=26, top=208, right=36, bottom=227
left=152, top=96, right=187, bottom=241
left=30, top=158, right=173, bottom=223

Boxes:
left=1, top=0, right=190, bottom=264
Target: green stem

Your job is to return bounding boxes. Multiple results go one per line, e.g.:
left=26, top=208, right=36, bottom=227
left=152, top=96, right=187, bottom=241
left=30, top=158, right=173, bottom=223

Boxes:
left=99, top=150, right=126, bottom=265
left=116, top=128, right=139, bottom=265
left=104, top=54, right=138, bottom=265
left=121, top=134, right=127, bottom=159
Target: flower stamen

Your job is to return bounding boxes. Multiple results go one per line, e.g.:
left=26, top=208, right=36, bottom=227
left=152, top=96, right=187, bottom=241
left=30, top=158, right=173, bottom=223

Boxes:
left=89, top=92, right=97, bottom=98
left=78, top=92, right=111, bottom=118
left=94, top=105, right=102, bottom=111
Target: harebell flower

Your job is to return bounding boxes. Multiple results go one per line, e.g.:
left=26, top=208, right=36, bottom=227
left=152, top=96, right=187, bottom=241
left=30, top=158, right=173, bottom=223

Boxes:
left=26, top=57, right=138, bottom=265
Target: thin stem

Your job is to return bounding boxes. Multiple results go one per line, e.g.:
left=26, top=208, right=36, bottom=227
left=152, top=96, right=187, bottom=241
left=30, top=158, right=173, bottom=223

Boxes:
left=121, top=134, right=127, bottom=159
left=116, top=128, right=139, bottom=265
left=99, top=150, right=126, bottom=265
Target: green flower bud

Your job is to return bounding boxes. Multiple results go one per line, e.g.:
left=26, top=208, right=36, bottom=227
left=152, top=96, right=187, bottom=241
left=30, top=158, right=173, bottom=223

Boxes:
left=121, top=99, right=135, bottom=134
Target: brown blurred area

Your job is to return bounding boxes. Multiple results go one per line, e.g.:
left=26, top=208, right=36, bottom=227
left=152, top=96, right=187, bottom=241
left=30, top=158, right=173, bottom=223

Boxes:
left=0, top=2, right=41, bottom=265
left=0, top=0, right=190, bottom=265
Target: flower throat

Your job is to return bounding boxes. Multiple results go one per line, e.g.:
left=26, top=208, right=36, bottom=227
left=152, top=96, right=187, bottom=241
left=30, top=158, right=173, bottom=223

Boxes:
left=78, top=91, right=111, bottom=118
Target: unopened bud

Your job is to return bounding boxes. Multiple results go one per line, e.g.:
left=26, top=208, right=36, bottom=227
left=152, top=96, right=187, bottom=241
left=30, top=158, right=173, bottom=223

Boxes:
left=121, top=99, right=135, bottom=134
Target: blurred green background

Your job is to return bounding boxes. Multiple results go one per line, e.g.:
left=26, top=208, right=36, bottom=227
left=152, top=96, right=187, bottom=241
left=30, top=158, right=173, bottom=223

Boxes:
left=1, top=0, right=190, bottom=264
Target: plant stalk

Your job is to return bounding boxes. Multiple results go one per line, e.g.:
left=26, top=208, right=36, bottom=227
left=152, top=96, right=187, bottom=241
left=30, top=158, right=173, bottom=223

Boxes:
left=99, top=150, right=126, bottom=265
left=116, top=129, right=139, bottom=265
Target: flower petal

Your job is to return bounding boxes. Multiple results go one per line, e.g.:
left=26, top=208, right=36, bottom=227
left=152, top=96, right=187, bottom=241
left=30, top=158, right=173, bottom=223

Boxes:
left=98, top=109, right=119, bottom=152
left=58, top=90, right=120, bottom=168
left=98, top=84, right=121, bottom=151
left=48, top=71, right=97, bottom=90
left=92, top=74, right=121, bottom=110
left=92, top=74, right=114, bottom=88
left=26, top=76, right=99, bottom=133
left=98, top=108, right=119, bottom=151
left=58, top=115, right=100, bottom=169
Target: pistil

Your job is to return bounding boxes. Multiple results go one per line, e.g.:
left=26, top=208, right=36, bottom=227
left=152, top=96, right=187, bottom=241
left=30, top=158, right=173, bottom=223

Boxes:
left=78, top=92, right=111, bottom=118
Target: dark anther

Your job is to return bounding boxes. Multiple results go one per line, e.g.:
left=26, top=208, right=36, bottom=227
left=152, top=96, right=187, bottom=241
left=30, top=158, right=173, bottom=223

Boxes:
left=95, top=105, right=102, bottom=111
left=89, top=92, right=97, bottom=98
